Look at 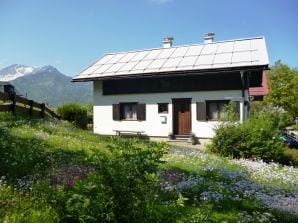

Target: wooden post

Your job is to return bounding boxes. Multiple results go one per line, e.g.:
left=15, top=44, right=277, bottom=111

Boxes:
left=11, top=92, right=16, bottom=115
left=41, top=103, right=45, bottom=118
left=29, top=100, right=33, bottom=116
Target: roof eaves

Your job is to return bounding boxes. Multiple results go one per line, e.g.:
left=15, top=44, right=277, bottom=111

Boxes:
left=72, top=64, right=268, bottom=82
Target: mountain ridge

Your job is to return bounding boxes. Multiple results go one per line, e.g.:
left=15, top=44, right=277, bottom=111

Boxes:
left=0, top=64, right=92, bottom=107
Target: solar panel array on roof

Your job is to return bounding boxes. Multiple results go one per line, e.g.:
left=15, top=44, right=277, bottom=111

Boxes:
left=73, top=36, right=269, bottom=81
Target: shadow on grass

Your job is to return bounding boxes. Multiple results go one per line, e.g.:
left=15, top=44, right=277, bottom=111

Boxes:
left=0, top=116, right=92, bottom=185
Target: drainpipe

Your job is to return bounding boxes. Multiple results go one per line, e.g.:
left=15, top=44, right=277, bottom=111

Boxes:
left=240, top=71, right=248, bottom=123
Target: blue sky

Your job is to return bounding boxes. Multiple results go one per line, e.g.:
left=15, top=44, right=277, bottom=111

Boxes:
left=0, top=0, right=297, bottom=76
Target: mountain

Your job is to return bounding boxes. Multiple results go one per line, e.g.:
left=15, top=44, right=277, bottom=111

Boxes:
left=0, top=64, right=92, bottom=107
left=0, top=64, right=35, bottom=82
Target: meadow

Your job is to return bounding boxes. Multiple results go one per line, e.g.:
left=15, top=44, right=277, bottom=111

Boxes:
left=0, top=113, right=297, bottom=222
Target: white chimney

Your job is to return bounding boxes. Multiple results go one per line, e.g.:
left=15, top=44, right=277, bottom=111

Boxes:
left=163, top=37, right=174, bottom=48
left=204, top=32, right=215, bottom=43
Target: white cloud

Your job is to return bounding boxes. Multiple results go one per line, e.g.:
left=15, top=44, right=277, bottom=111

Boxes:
left=150, top=0, right=174, bottom=4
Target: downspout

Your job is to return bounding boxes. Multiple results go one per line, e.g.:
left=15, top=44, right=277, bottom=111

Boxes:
left=240, top=71, right=248, bottom=123
left=241, top=71, right=245, bottom=98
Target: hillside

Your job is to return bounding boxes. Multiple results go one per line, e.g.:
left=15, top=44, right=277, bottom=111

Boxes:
left=0, top=113, right=297, bottom=222
left=0, top=64, right=92, bottom=107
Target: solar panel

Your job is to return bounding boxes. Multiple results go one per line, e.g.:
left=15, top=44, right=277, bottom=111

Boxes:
left=144, top=49, right=162, bottom=60
left=171, top=47, right=189, bottom=57
left=234, top=40, right=251, bottom=52
left=217, top=42, right=234, bottom=53
left=201, top=44, right=218, bottom=55
left=179, top=56, right=197, bottom=67
left=105, top=63, right=126, bottom=73
left=184, top=45, right=203, bottom=56
left=157, top=48, right=175, bottom=59
left=93, top=64, right=113, bottom=74
left=213, top=53, right=232, bottom=64
left=147, top=59, right=167, bottom=69
left=232, top=51, right=251, bottom=63
left=73, top=36, right=269, bottom=81
left=118, top=52, right=137, bottom=63
left=196, top=54, right=215, bottom=65
left=81, top=65, right=100, bottom=75
left=108, top=53, right=126, bottom=64
left=162, top=57, right=182, bottom=68
left=133, top=60, right=152, bottom=70
left=131, top=51, right=149, bottom=61
left=94, top=54, right=115, bottom=66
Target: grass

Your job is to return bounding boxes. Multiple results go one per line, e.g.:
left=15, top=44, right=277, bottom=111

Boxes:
left=0, top=112, right=297, bottom=222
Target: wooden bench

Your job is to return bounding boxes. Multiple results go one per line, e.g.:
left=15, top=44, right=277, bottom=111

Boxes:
left=113, top=130, right=145, bottom=137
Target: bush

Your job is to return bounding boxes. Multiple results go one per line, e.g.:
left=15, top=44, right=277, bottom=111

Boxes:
left=279, top=148, right=298, bottom=166
left=241, top=117, right=284, bottom=162
left=57, top=103, right=88, bottom=129
left=209, top=104, right=285, bottom=162
left=209, top=124, right=245, bottom=158
left=249, top=102, right=292, bottom=129
left=47, top=138, right=171, bottom=222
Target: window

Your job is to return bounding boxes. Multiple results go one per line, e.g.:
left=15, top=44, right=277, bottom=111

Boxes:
left=113, top=103, right=146, bottom=121
left=206, top=100, right=229, bottom=120
left=120, top=103, right=137, bottom=120
left=158, top=103, right=168, bottom=113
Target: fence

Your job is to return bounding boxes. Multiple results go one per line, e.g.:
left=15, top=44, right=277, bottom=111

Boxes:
left=0, top=91, right=60, bottom=119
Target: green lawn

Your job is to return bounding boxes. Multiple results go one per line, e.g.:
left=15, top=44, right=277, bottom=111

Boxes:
left=0, top=113, right=297, bottom=222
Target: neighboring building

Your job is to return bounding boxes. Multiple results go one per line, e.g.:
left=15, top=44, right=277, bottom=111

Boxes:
left=248, top=71, right=269, bottom=101
left=0, top=81, right=15, bottom=94
left=73, top=33, right=269, bottom=139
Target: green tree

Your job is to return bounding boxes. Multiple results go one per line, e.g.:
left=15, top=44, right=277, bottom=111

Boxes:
left=265, top=60, right=298, bottom=117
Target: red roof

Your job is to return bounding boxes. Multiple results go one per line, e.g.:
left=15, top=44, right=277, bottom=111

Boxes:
left=249, top=71, right=269, bottom=96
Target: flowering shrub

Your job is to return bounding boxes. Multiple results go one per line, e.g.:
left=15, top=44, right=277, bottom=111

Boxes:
left=210, top=104, right=285, bottom=162
left=249, top=102, right=292, bottom=129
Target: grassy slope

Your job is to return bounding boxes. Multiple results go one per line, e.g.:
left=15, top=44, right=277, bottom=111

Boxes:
left=0, top=113, right=297, bottom=222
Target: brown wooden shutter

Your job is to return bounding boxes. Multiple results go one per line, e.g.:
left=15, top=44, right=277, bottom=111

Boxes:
left=113, top=104, right=120, bottom=121
left=234, top=101, right=240, bottom=119
left=197, top=102, right=206, bottom=121
left=137, top=103, right=146, bottom=121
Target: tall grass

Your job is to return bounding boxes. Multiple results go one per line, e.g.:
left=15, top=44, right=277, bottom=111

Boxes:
left=0, top=113, right=297, bottom=222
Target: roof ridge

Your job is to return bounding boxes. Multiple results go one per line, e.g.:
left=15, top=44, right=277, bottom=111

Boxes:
left=104, top=36, right=265, bottom=56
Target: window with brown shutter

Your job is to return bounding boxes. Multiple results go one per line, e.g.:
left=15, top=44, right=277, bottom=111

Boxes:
left=137, top=104, right=146, bottom=121
left=113, top=103, right=146, bottom=121
left=196, top=102, right=206, bottom=121
left=113, top=104, right=120, bottom=121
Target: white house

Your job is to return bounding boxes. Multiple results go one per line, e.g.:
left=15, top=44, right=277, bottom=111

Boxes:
left=73, top=34, right=269, bottom=139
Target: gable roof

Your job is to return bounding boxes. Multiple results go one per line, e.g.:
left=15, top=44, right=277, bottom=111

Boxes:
left=73, top=36, right=269, bottom=81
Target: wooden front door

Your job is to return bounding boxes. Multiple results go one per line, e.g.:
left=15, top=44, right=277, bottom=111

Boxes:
left=173, top=98, right=191, bottom=135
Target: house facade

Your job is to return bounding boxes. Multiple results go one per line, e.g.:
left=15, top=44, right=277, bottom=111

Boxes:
left=73, top=34, right=269, bottom=138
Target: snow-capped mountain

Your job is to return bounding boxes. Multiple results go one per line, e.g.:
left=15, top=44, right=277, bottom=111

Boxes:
left=0, top=64, right=35, bottom=82
left=0, top=64, right=92, bottom=107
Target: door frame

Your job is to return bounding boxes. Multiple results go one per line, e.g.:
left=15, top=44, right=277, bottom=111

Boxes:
left=172, top=98, right=192, bottom=135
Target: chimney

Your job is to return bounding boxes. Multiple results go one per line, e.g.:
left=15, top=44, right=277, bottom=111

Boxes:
left=204, top=32, right=215, bottom=43
left=163, top=37, right=174, bottom=48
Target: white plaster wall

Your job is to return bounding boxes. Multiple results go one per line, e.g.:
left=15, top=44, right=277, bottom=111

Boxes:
left=93, top=81, right=244, bottom=138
